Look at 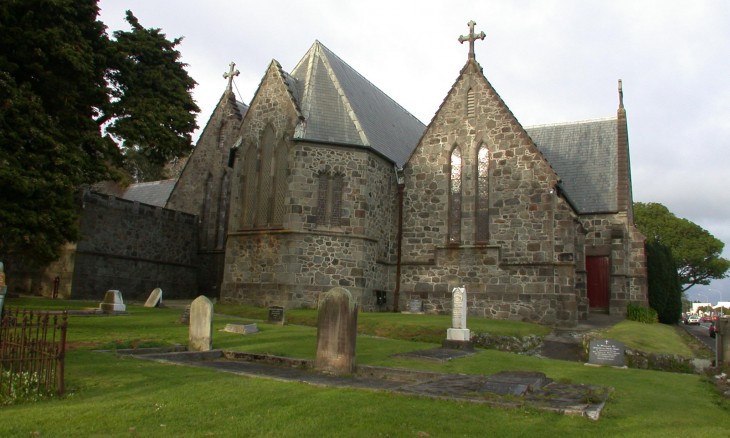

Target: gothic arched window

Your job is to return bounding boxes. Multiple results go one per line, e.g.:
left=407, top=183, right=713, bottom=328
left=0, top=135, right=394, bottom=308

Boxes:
left=448, top=146, right=462, bottom=243
left=240, top=144, right=257, bottom=228
left=475, top=144, right=489, bottom=242
left=255, top=126, right=275, bottom=227
left=271, top=141, right=288, bottom=227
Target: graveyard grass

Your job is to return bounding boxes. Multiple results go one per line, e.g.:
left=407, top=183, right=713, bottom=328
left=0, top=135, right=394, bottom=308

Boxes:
left=1, top=299, right=728, bottom=437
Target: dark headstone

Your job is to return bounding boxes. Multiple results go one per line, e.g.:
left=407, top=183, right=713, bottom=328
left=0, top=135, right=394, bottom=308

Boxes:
left=267, top=306, right=285, bottom=325
left=315, top=287, right=358, bottom=375
left=588, top=339, right=625, bottom=367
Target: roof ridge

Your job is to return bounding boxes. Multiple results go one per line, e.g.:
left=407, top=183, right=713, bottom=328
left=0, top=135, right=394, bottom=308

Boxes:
left=525, top=116, right=616, bottom=129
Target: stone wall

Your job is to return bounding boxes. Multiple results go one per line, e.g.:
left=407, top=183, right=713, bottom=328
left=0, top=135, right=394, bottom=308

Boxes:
left=70, top=191, right=198, bottom=300
left=399, top=61, right=584, bottom=325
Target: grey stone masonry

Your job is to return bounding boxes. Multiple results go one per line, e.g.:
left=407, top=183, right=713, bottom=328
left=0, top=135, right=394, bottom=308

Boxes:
left=401, top=60, right=584, bottom=325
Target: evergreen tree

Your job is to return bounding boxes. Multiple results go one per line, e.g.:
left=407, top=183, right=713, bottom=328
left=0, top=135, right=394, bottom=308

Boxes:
left=634, top=202, right=730, bottom=292
left=646, top=240, right=683, bottom=324
left=0, top=1, right=199, bottom=266
left=103, top=11, right=199, bottom=179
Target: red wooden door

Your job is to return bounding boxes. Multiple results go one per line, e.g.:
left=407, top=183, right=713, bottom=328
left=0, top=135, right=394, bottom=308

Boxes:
left=586, top=256, right=609, bottom=309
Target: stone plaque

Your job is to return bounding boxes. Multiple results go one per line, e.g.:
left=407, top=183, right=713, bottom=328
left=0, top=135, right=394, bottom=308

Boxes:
left=223, top=323, right=258, bottom=335
left=408, top=299, right=423, bottom=313
left=588, top=339, right=625, bottom=367
left=268, top=306, right=285, bottom=325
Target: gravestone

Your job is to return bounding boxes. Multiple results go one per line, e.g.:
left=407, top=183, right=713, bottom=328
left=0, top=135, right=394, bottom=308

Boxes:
left=444, top=287, right=472, bottom=349
left=144, top=288, right=163, bottom=308
left=189, top=296, right=213, bottom=351
left=99, top=290, right=126, bottom=313
left=179, top=305, right=191, bottom=324
left=315, top=287, right=358, bottom=375
left=223, top=323, right=259, bottom=335
left=588, top=339, right=626, bottom=367
left=267, top=306, right=285, bottom=325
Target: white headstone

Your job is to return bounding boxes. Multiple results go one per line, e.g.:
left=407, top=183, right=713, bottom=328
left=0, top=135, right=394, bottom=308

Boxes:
left=189, top=296, right=213, bottom=351
left=144, top=288, right=163, bottom=308
left=447, top=287, right=470, bottom=341
left=99, top=290, right=126, bottom=313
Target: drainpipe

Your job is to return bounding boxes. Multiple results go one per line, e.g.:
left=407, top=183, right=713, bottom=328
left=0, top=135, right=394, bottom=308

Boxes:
left=393, top=167, right=405, bottom=312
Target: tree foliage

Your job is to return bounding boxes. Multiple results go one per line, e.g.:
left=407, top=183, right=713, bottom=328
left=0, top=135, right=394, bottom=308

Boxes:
left=103, top=11, right=199, bottom=176
left=645, top=240, right=682, bottom=324
left=634, top=202, right=730, bottom=292
left=0, top=0, right=199, bottom=266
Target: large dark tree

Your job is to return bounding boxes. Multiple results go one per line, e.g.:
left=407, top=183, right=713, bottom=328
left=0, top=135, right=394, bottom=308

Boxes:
left=645, top=240, right=683, bottom=324
left=0, top=0, right=199, bottom=267
left=102, top=11, right=199, bottom=179
left=634, top=202, right=730, bottom=292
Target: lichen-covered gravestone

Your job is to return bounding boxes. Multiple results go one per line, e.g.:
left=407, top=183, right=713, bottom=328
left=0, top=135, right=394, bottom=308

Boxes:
left=189, top=296, right=213, bottom=351
left=315, top=287, right=358, bottom=375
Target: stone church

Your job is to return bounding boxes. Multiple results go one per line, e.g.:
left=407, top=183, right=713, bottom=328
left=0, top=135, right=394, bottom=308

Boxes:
left=165, top=24, right=647, bottom=325
left=12, top=23, right=646, bottom=326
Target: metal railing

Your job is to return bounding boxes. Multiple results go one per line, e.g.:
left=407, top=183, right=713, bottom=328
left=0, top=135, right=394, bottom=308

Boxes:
left=0, top=308, right=68, bottom=399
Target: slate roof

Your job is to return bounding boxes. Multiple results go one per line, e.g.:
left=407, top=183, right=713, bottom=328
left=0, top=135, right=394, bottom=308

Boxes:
left=121, top=179, right=176, bottom=207
left=525, top=118, right=618, bottom=214
left=288, top=41, right=425, bottom=167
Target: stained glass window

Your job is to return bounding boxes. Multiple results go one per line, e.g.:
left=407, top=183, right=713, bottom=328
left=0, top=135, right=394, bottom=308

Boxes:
left=449, top=146, right=462, bottom=243
left=476, top=145, right=489, bottom=242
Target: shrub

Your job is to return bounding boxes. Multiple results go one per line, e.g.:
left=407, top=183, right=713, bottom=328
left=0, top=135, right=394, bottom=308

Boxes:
left=627, top=303, right=658, bottom=324
left=0, top=370, right=55, bottom=405
left=645, top=240, right=683, bottom=324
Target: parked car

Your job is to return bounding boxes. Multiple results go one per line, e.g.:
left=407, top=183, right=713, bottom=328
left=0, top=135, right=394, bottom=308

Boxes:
left=701, top=315, right=714, bottom=323
left=709, top=321, right=718, bottom=338
left=685, top=314, right=701, bottom=325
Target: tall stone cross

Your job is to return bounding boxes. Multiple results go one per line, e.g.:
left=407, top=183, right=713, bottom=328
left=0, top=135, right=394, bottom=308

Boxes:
left=223, top=61, right=240, bottom=92
left=458, top=20, right=486, bottom=60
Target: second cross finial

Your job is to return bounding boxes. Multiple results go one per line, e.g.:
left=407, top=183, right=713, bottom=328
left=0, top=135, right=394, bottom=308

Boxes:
left=223, top=61, right=240, bottom=92
left=458, top=20, right=486, bottom=60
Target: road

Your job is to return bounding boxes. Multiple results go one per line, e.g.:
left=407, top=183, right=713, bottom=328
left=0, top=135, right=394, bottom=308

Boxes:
left=682, top=322, right=717, bottom=353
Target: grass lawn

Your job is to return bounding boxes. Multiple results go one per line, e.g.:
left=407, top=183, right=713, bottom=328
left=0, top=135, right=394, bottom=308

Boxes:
left=1, top=298, right=728, bottom=437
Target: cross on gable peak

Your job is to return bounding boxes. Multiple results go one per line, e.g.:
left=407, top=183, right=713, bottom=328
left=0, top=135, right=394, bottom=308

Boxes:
left=223, top=61, right=240, bottom=92
left=458, top=20, right=486, bottom=60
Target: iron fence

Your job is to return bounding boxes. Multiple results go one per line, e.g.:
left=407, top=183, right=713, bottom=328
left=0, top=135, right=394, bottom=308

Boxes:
left=0, top=307, right=68, bottom=399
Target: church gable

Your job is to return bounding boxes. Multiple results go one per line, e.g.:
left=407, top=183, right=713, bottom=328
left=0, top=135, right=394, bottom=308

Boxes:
left=403, top=58, right=569, bottom=260
left=290, top=41, right=425, bottom=166
left=229, top=60, right=302, bottom=231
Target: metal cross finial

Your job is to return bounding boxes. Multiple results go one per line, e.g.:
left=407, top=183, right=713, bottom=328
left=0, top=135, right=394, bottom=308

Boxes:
left=223, top=62, right=240, bottom=92
left=458, top=20, right=486, bottom=60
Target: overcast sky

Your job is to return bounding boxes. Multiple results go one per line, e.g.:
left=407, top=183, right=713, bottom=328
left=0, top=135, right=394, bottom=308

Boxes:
left=98, top=0, right=730, bottom=304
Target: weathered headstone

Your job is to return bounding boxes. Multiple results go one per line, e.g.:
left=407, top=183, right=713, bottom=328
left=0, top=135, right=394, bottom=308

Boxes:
left=444, top=287, right=471, bottom=349
left=144, top=288, right=163, bottom=308
left=223, top=323, right=259, bottom=335
left=267, top=306, right=285, bottom=325
left=99, top=290, right=126, bottom=313
left=315, top=287, right=358, bottom=375
left=408, top=299, right=423, bottom=313
left=189, top=296, right=213, bottom=351
left=179, top=305, right=191, bottom=324
left=588, top=339, right=626, bottom=367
